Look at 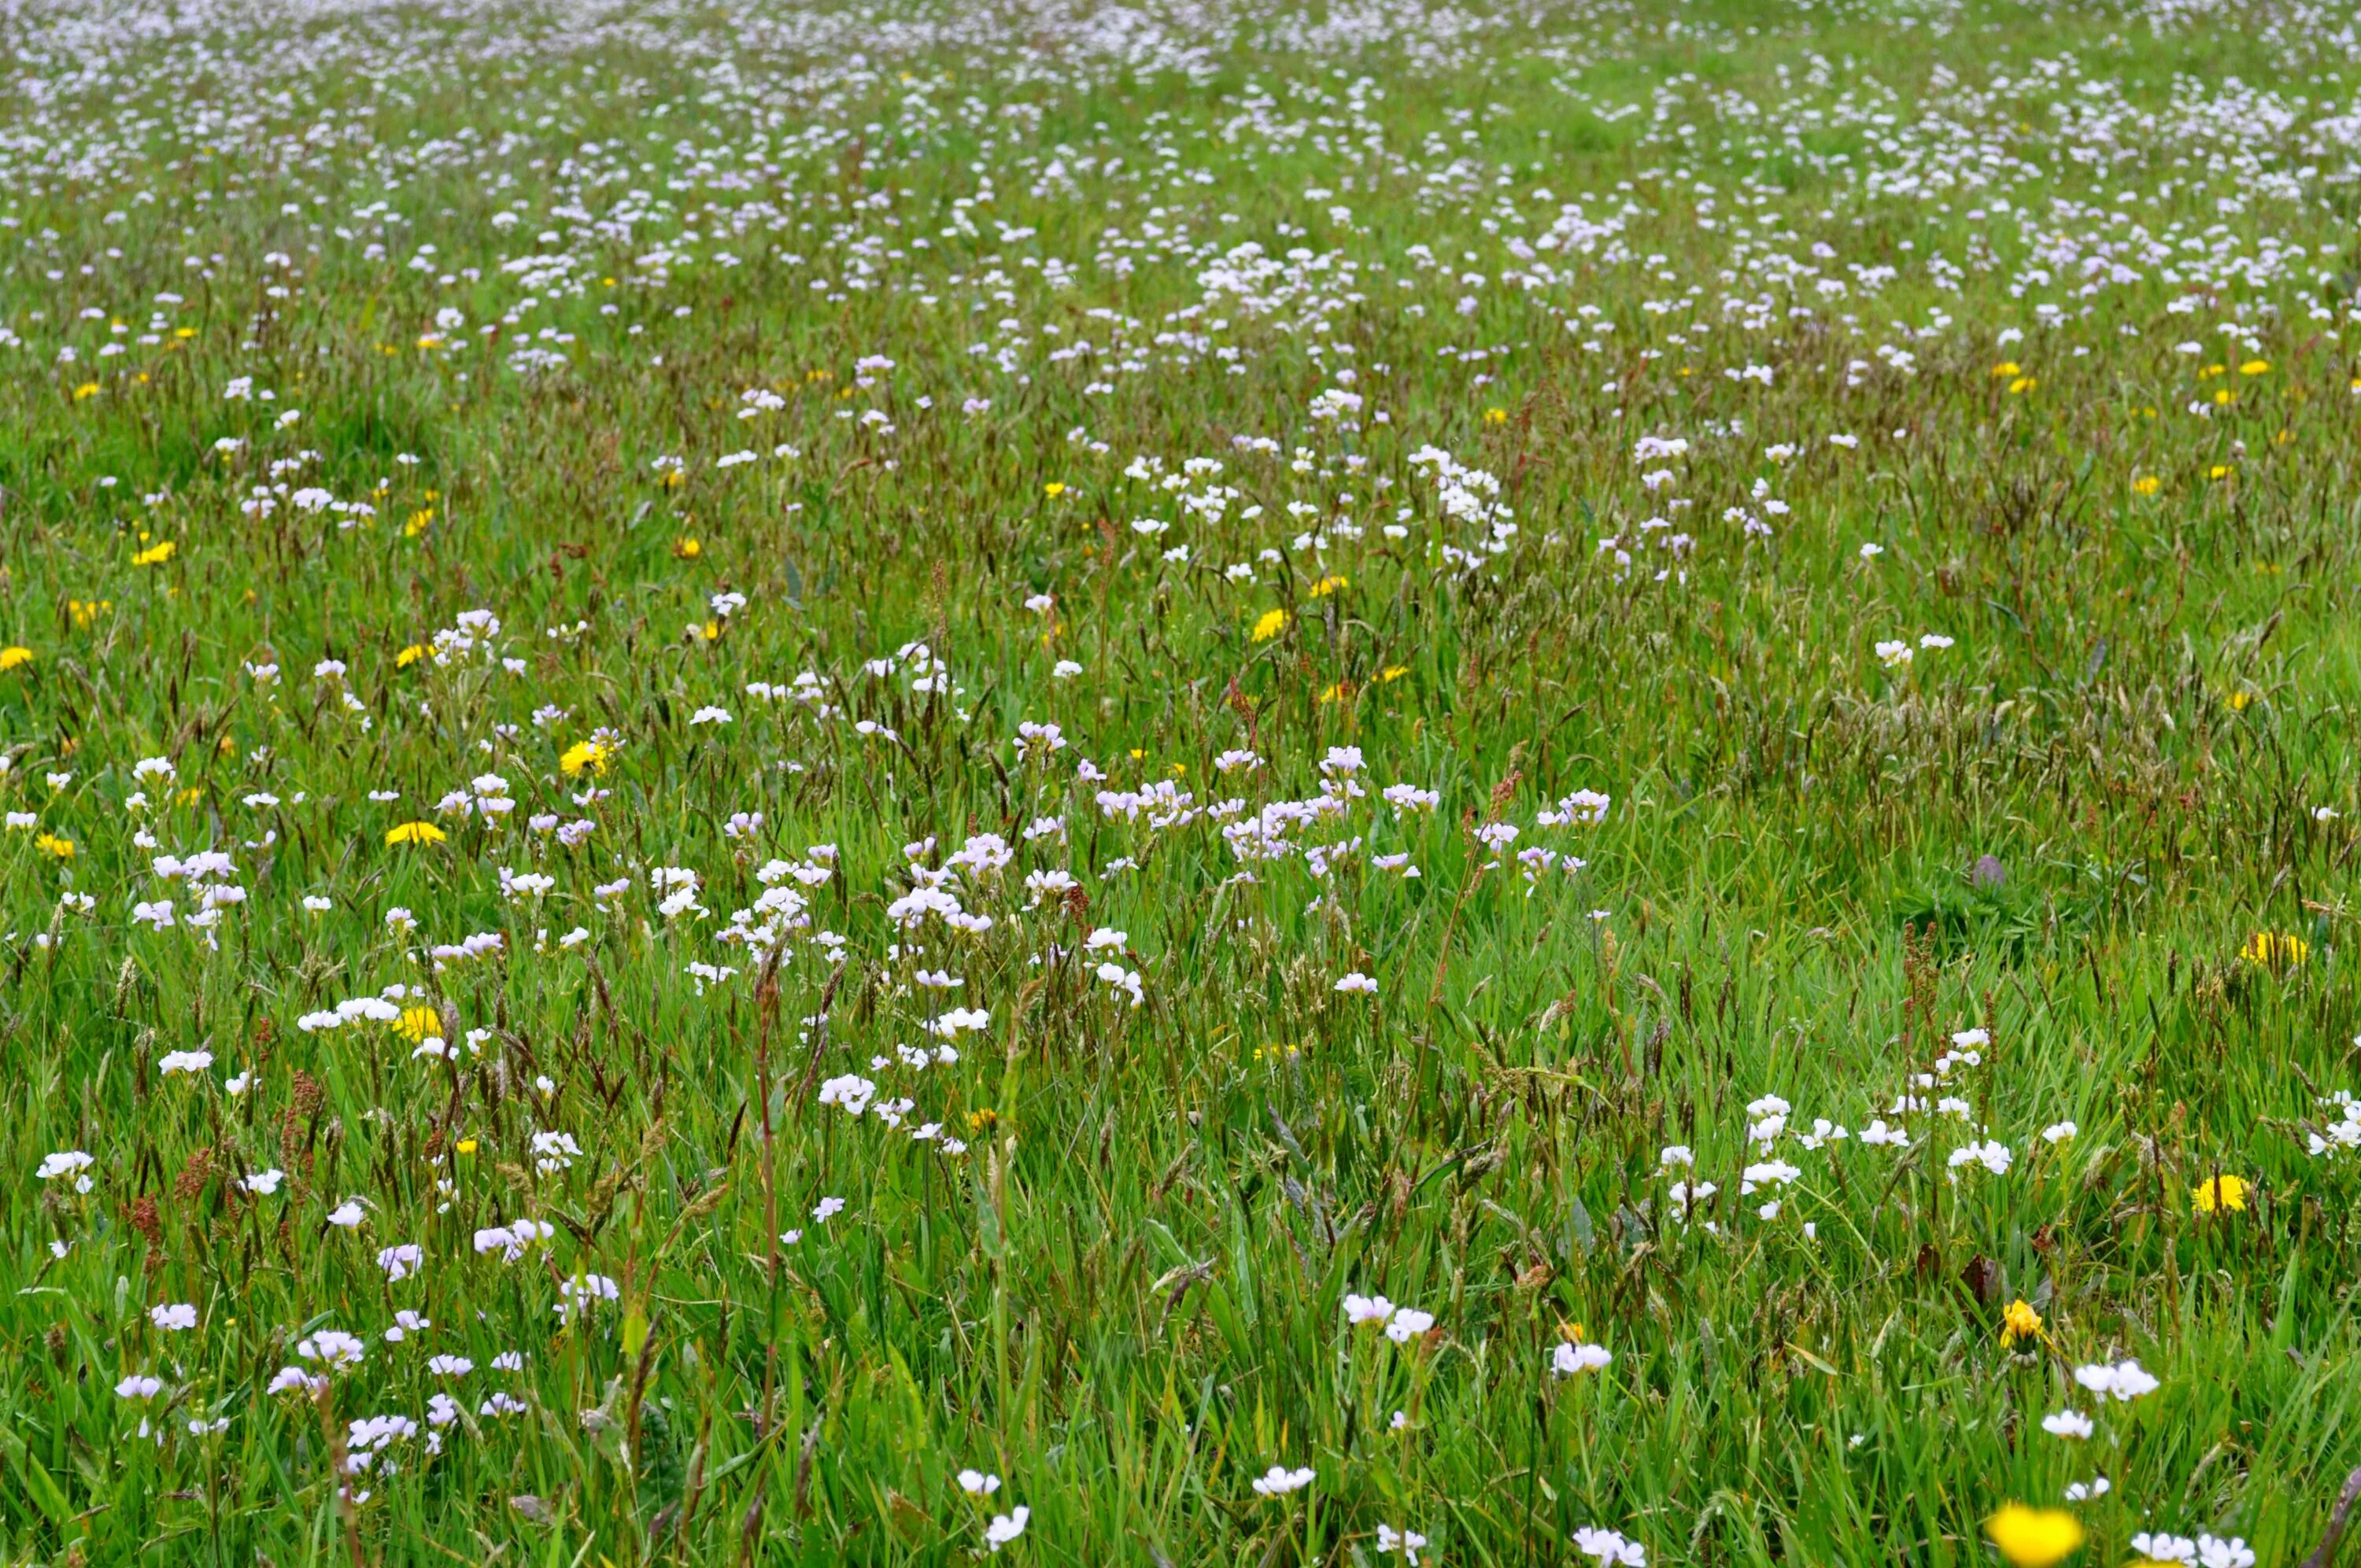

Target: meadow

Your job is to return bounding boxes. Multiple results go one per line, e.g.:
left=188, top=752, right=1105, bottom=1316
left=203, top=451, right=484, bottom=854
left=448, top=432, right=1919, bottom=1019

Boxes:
left=4, top=0, right=2361, bottom=1559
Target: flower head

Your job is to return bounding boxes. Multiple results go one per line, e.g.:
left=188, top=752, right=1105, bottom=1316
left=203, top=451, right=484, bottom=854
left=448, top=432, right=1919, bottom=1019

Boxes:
left=2072, top=1360, right=2160, bottom=1402
left=2240, top=932, right=2307, bottom=968
left=1553, top=1341, right=1613, bottom=1376
left=1574, top=1526, right=1646, bottom=1566
left=985, top=1505, right=1029, bottom=1551
left=1251, top=1465, right=1314, bottom=1496
left=2190, top=1174, right=2248, bottom=1215
left=2001, top=1299, right=2043, bottom=1345
left=560, top=740, right=612, bottom=777
left=1983, top=1503, right=2085, bottom=1567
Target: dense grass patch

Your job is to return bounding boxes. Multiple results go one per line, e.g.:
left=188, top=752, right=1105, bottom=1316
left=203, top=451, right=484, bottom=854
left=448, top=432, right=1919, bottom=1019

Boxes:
left=4, top=0, right=2361, bottom=1561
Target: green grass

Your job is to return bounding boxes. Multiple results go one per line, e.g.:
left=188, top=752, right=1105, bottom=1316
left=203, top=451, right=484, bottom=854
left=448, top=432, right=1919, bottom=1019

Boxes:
left=3, top=0, right=2361, bottom=1562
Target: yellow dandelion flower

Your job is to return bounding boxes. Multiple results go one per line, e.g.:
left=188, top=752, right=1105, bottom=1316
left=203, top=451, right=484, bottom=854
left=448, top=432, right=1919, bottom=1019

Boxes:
left=385, top=821, right=448, bottom=847
left=1983, top=1504, right=2085, bottom=1568
left=34, top=833, right=74, bottom=859
left=2000, top=1299, right=2042, bottom=1345
left=0, top=647, right=31, bottom=672
left=1983, top=1501, right=2097, bottom=1558
left=1043, top=481, right=1066, bottom=497
left=2132, top=475, right=2160, bottom=496
left=2008, top=375, right=2037, bottom=395
left=1380, top=665, right=1410, bottom=683
left=405, top=508, right=433, bottom=537
left=1483, top=407, right=1507, bottom=424
left=397, top=1006, right=439, bottom=1042
left=2191, top=1174, right=2249, bottom=1214
left=394, top=644, right=428, bottom=669
left=2209, top=464, right=2232, bottom=480
left=674, top=537, right=701, bottom=558
left=456, top=1138, right=478, bottom=1155
left=2238, top=360, right=2269, bottom=375
left=560, top=740, right=611, bottom=777
left=1307, top=574, right=1349, bottom=598
left=1991, top=361, right=2021, bottom=377
left=1251, top=608, right=1288, bottom=642
left=2240, top=931, right=2307, bottom=968
left=131, top=540, right=176, bottom=566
